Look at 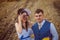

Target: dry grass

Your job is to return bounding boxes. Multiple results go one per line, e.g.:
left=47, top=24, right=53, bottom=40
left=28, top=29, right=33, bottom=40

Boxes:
left=0, top=0, right=60, bottom=40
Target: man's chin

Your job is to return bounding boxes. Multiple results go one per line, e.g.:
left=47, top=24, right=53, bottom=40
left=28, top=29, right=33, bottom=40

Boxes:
left=38, top=20, right=42, bottom=23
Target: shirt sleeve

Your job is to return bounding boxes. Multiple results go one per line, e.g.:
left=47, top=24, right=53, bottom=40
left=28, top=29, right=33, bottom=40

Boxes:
left=50, top=23, right=59, bottom=40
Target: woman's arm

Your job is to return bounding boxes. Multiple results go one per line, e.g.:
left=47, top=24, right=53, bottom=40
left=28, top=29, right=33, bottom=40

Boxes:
left=15, top=15, right=22, bottom=34
left=15, top=23, right=22, bottom=34
left=15, top=23, right=23, bottom=40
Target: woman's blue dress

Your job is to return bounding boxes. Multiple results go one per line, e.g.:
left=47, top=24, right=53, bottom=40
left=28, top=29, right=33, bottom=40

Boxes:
left=17, top=28, right=34, bottom=40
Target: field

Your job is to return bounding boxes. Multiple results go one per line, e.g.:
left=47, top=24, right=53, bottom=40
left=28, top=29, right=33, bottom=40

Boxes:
left=0, top=0, right=60, bottom=40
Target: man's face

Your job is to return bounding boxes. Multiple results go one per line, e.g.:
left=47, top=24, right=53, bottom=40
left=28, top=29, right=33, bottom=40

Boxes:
left=35, top=12, right=44, bottom=23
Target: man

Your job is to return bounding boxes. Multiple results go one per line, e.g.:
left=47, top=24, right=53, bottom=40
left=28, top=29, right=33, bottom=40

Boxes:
left=32, top=9, right=58, bottom=40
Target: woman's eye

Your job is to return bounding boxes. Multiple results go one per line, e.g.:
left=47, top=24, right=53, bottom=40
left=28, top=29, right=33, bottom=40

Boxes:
left=23, top=15, right=25, bottom=17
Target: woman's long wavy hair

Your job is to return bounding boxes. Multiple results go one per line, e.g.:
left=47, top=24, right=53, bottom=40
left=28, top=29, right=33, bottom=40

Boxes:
left=16, top=8, right=29, bottom=31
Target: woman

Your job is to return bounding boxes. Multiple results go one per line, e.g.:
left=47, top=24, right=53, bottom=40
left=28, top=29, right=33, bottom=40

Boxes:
left=15, top=8, right=34, bottom=40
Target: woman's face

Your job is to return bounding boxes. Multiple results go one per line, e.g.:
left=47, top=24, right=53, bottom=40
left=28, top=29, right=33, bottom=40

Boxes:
left=20, top=12, right=29, bottom=22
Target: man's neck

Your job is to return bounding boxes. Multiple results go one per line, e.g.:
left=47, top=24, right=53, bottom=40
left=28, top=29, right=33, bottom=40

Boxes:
left=38, top=20, right=43, bottom=24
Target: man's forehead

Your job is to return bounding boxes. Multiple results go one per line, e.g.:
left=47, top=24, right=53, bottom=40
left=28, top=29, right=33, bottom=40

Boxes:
left=35, top=12, right=43, bottom=15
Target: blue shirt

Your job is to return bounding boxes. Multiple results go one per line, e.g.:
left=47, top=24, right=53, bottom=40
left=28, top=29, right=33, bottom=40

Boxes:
left=38, top=20, right=58, bottom=40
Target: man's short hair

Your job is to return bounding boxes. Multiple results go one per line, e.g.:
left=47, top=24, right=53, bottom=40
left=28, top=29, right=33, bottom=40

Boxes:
left=35, top=9, right=44, bottom=14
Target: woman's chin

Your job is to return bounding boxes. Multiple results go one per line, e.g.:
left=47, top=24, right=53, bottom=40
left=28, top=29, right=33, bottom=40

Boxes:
left=22, top=20, right=27, bottom=22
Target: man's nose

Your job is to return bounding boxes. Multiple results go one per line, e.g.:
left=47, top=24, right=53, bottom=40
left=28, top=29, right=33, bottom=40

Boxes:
left=38, top=16, right=40, bottom=18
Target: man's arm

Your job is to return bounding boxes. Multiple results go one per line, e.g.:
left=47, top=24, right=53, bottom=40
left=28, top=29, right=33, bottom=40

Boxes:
left=50, top=23, right=59, bottom=40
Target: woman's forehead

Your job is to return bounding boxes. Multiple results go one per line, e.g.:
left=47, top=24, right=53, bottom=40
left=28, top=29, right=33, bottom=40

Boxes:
left=22, top=12, right=27, bottom=15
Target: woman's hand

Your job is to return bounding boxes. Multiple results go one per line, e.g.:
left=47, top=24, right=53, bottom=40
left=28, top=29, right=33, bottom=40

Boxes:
left=18, top=15, right=22, bottom=23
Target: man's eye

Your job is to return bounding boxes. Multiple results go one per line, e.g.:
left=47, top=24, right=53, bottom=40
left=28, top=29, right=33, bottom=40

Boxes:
left=39, top=15, right=41, bottom=17
left=36, top=16, right=38, bottom=17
